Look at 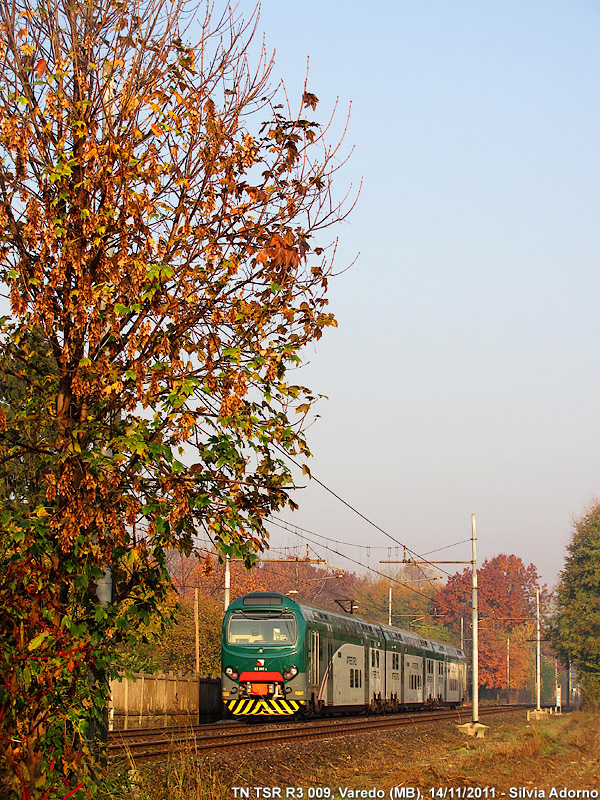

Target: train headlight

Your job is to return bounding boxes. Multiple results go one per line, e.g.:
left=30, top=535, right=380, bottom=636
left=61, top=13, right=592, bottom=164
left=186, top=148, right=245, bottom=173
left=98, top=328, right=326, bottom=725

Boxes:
left=225, top=666, right=234, bottom=676
left=289, top=665, right=298, bottom=676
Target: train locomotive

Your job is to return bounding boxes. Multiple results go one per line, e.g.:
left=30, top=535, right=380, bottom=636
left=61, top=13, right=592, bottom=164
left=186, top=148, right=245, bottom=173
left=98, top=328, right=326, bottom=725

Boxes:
left=221, top=592, right=467, bottom=718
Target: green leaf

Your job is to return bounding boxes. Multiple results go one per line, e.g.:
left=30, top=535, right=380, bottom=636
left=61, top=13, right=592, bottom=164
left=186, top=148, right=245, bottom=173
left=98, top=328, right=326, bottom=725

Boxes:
left=28, top=630, right=50, bottom=651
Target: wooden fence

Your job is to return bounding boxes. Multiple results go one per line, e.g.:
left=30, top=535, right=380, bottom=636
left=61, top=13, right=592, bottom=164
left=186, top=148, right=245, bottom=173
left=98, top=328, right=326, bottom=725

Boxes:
left=108, top=672, right=221, bottom=730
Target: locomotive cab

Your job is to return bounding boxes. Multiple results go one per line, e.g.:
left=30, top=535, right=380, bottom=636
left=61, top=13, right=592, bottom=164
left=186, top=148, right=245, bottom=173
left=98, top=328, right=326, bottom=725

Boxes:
left=222, top=593, right=307, bottom=717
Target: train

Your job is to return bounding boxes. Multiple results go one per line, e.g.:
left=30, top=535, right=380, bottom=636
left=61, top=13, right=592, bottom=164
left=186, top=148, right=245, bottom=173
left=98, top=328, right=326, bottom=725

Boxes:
left=221, top=592, right=467, bottom=717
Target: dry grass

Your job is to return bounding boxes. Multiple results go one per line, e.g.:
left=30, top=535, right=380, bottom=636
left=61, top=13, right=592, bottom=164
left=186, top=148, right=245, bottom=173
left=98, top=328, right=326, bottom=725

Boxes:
left=128, top=753, right=232, bottom=800
left=107, top=711, right=600, bottom=799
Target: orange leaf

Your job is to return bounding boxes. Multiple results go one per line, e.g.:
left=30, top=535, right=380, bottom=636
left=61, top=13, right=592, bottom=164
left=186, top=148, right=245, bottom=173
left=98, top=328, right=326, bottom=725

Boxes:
left=34, top=59, right=47, bottom=77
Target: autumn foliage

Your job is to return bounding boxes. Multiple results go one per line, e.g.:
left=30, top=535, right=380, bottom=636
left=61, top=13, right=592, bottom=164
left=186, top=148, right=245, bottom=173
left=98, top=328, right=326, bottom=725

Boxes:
left=0, top=0, right=352, bottom=795
left=434, top=554, right=542, bottom=691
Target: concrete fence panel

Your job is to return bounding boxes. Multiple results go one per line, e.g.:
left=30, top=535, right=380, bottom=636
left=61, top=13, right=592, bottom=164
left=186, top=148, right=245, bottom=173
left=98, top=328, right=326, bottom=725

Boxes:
left=109, top=672, right=220, bottom=730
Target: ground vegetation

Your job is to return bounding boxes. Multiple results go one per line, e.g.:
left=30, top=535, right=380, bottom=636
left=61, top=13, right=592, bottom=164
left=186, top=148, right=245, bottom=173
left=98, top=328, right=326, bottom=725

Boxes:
left=129, top=710, right=599, bottom=800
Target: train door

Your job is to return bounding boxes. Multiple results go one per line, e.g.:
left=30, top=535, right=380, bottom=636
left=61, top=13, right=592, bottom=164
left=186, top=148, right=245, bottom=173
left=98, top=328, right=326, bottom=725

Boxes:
left=312, top=626, right=334, bottom=706
left=446, top=661, right=460, bottom=704
left=369, top=645, right=384, bottom=703
left=310, top=630, right=320, bottom=704
left=425, top=658, right=435, bottom=701
left=437, top=659, right=445, bottom=702
left=387, top=649, right=401, bottom=703
left=326, top=640, right=334, bottom=705
left=404, top=655, right=423, bottom=704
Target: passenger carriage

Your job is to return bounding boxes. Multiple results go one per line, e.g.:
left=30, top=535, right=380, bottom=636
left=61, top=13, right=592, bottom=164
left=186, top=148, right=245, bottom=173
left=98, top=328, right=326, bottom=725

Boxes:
left=221, top=592, right=466, bottom=717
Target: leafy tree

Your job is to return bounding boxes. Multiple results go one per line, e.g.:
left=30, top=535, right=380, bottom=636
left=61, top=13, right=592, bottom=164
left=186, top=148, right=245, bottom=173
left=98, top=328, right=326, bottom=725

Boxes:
left=0, top=328, right=55, bottom=507
left=548, top=504, right=600, bottom=706
left=120, top=595, right=222, bottom=676
left=434, top=554, right=541, bottom=691
left=351, top=569, right=450, bottom=642
left=0, top=0, right=350, bottom=794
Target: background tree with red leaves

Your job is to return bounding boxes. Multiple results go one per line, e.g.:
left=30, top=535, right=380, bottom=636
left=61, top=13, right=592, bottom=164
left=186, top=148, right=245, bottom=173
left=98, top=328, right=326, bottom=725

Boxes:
left=434, top=554, right=543, bottom=693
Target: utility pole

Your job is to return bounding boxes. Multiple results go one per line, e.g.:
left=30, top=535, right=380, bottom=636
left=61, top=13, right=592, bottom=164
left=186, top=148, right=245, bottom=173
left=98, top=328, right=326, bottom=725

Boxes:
left=194, top=587, right=200, bottom=675
left=96, top=62, right=116, bottom=609
left=471, top=513, right=479, bottom=724
left=224, top=555, right=231, bottom=611
left=536, top=587, right=541, bottom=711
left=506, top=636, right=510, bottom=705
left=388, top=585, right=392, bottom=626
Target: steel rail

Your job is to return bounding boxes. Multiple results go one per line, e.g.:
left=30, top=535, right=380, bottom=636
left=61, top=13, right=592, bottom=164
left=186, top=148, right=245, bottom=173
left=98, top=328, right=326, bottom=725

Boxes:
left=110, top=705, right=526, bottom=764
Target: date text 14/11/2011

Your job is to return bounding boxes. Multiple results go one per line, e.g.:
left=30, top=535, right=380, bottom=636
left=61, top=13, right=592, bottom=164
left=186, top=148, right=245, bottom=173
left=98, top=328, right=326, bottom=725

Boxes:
left=430, top=790, right=599, bottom=799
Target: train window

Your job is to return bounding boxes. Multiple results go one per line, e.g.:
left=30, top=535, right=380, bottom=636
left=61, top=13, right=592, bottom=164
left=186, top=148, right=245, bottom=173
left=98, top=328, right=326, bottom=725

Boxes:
left=243, top=595, right=283, bottom=606
left=376, top=651, right=380, bottom=667
left=358, top=670, right=362, bottom=687
left=227, top=613, right=297, bottom=645
left=350, top=669, right=354, bottom=688
left=427, top=659, right=434, bottom=675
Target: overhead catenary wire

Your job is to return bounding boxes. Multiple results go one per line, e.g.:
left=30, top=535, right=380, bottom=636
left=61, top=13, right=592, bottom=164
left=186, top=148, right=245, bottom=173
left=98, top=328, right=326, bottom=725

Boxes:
left=270, top=444, right=461, bottom=581
left=268, top=512, right=451, bottom=592
left=266, top=515, right=456, bottom=611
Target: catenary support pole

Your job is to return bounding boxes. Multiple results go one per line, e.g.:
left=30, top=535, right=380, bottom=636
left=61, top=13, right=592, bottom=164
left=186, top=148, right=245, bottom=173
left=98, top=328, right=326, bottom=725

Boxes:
left=506, top=636, right=510, bottom=704
left=194, top=587, right=200, bottom=675
left=472, top=513, right=479, bottom=724
left=536, top=587, right=541, bottom=711
left=388, top=585, right=392, bottom=626
left=224, top=554, right=231, bottom=611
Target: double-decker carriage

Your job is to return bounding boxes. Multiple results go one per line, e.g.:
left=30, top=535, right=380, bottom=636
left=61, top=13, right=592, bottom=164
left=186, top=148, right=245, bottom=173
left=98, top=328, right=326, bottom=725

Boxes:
left=221, top=592, right=466, bottom=718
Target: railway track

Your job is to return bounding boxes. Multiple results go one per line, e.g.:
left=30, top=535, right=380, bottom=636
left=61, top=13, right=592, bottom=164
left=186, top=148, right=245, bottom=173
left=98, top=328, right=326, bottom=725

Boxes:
left=109, top=704, right=527, bottom=764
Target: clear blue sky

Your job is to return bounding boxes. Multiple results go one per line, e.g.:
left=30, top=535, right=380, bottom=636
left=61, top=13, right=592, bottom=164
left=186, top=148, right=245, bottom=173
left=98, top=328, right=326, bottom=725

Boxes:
left=239, top=1, right=600, bottom=587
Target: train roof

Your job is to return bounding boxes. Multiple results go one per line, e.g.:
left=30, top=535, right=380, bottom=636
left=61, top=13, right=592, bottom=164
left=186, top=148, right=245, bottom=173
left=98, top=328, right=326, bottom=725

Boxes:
left=227, top=592, right=465, bottom=659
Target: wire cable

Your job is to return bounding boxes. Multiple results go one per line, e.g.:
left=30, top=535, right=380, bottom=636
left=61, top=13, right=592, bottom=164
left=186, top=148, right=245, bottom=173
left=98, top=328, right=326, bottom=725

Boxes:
left=271, top=444, right=460, bottom=580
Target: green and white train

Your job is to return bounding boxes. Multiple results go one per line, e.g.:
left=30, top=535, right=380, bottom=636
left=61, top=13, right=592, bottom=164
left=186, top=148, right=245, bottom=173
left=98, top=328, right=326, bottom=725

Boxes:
left=221, top=592, right=467, bottom=717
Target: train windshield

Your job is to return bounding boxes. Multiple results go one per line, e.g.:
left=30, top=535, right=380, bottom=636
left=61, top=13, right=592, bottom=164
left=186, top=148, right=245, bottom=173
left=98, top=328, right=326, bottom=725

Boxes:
left=227, top=612, right=297, bottom=646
